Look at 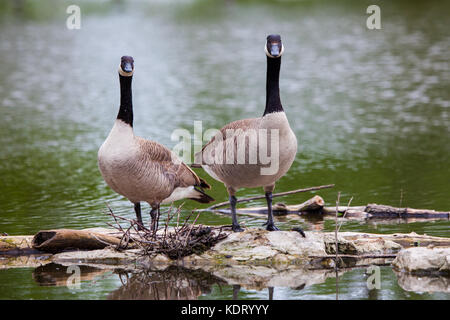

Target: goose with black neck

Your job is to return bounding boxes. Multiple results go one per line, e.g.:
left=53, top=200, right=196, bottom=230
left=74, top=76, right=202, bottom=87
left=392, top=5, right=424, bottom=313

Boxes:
left=194, top=35, right=300, bottom=233
left=98, top=56, right=214, bottom=231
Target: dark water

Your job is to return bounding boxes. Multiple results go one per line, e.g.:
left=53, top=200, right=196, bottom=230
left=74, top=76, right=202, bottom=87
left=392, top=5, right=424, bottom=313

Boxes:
left=0, top=0, right=449, bottom=299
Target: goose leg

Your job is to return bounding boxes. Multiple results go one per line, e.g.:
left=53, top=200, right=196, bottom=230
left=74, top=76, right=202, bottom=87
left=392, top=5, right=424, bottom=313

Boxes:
left=228, top=186, right=243, bottom=232
left=134, top=202, right=144, bottom=231
left=264, top=192, right=279, bottom=231
left=150, top=206, right=158, bottom=232
left=230, top=195, right=243, bottom=232
left=156, top=205, right=161, bottom=231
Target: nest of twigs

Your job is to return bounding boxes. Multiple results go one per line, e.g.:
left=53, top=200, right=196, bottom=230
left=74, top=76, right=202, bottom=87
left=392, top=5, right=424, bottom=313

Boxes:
left=105, top=203, right=230, bottom=260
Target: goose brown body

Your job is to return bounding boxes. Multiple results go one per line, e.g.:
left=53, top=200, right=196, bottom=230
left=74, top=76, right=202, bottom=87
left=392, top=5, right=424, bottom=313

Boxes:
left=195, top=112, right=297, bottom=192
left=98, top=120, right=210, bottom=206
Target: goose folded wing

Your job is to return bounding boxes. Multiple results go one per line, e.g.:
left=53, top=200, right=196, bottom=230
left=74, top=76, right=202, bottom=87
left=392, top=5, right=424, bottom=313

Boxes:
left=137, top=138, right=210, bottom=189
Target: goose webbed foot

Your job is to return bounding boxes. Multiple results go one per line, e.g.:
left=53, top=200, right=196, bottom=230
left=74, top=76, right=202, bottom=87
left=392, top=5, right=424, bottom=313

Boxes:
left=264, top=222, right=280, bottom=231
left=229, top=194, right=243, bottom=232
left=263, top=191, right=279, bottom=231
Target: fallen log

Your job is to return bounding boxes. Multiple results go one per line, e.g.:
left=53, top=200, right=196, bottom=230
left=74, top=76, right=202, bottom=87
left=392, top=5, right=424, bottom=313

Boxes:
left=209, top=198, right=449, bottom=220
left=32, top=229, right=129, bottom=254
left=365, top=204, right=450, bottom=219
left=286, top=195, right=325, bottom=212
left=323, top=204, right=450, bottom=219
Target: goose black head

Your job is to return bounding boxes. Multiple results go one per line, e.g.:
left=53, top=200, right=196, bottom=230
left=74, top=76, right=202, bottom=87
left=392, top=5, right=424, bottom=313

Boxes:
left=265, top=34, right=284, bottom=58
left=119, top=56, right=134, bottom=76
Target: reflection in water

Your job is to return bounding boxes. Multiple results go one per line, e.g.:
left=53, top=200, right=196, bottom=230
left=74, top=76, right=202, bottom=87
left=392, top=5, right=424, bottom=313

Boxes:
left=108, top=266, right=226, bottom=300
left=4, top=261, right=447, bottom=300
left=108, top=265, right=343, bottom=300
left=395, top=271, right=450, bottom=294
left=32, top=263, right=110, bottom=287
left=232, top=284, right=240, bottom=300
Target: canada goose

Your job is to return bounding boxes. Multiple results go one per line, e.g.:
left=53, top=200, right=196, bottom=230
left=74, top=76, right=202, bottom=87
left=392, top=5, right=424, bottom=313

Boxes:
left=194, top=35, right=298, bottom=233
left=98, top=56, right=214, bottom=231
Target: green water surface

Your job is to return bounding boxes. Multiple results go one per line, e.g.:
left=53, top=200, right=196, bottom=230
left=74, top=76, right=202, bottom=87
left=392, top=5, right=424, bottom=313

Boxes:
left=0, top=0, right=449, bottom=300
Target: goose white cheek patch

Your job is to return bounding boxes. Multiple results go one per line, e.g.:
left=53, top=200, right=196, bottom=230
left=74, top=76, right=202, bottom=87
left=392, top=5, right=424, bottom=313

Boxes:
left=264, top=44, right=284, bottom=58
left=118, top=66, right=134, bottom=77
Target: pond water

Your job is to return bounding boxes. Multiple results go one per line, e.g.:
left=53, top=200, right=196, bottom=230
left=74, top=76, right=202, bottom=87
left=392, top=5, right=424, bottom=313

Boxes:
left=0, top=265, right=448, bottom=300
left=0, top=0, right=449, bottom=300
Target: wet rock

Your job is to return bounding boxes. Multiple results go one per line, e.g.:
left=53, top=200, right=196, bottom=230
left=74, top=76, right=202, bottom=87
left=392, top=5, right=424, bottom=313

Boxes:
left=0, top=236, right=35, bottom=253
left=208, top=229, right=325, bottom=264
left=51, top=248, right=140, bottom=267
left=266, top=231, right=325, bottom=256
left=392, top=247, right=450, bottom=276
left=324, top=233, right=402, bottom=255
left=0, top=254, right=52, bottom=269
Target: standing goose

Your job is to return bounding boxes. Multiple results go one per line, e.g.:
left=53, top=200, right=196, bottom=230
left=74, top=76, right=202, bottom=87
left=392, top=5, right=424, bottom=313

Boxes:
left=98, top=56, right=214, bottom=231
left=194, top=35, right=298, bottom=233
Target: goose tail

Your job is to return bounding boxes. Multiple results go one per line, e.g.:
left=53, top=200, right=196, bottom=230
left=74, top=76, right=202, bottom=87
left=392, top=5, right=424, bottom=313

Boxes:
left=198, top=178, right=211, bottom=189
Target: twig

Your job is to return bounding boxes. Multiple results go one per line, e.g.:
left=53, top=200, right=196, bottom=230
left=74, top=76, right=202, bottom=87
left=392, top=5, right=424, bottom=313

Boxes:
left=105, top=202, right=151, bottom=233
left=184, top=211, right=202, bottom=247
left=204, top=184, right=335, bottom=210
left=335, top=192, right=340, bottom=301
left=337, top=196, right=354, bottom=233
left=177, top=202, right=185, bottom=228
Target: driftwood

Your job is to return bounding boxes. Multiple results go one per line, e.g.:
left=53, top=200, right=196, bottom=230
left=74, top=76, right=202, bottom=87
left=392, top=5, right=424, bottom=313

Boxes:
left=209, top=196, right=449, bottom=220
left=283, top=195, right=325, bottom=212
left=365, top=204, right=450, bottom=218
left=322, top=204, right=450, bottom=219
left=32, top=229, right=128, bottom=254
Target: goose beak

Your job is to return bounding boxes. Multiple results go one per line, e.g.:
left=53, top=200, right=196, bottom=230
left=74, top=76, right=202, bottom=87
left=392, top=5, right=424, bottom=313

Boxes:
left=269, top=44, right=280, bottom=57
left=122, top=62, right=133, bottom=73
